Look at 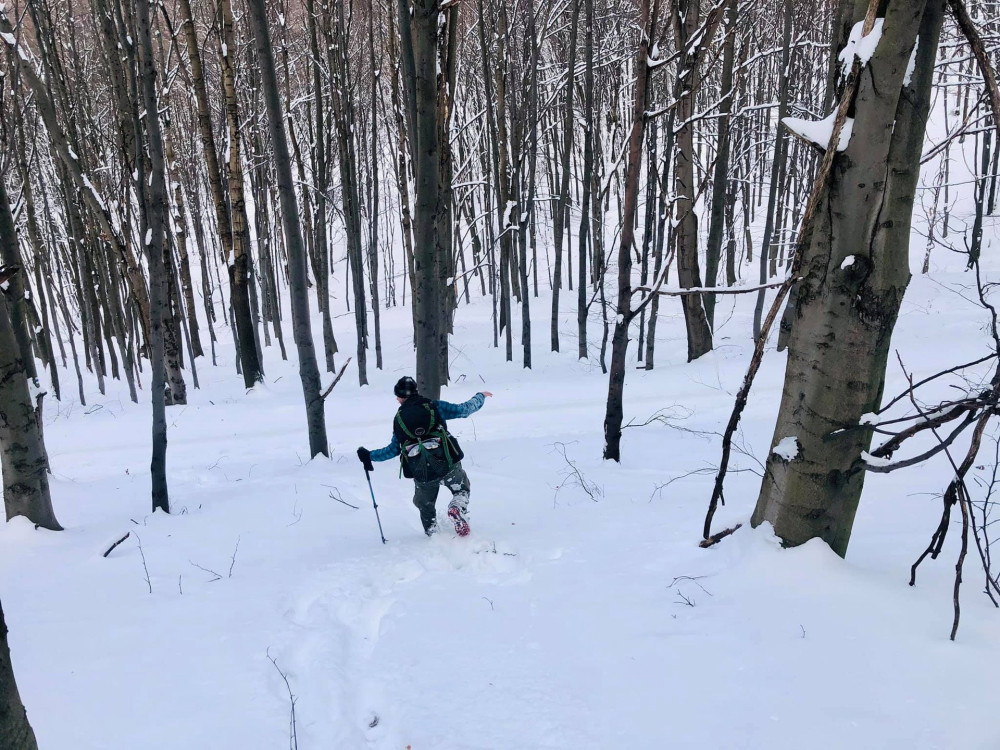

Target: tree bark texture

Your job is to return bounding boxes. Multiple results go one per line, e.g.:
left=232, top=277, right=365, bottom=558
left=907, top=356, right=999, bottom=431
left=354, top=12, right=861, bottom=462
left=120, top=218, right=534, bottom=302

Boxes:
left=752, top=0, right=945, bottom=557
left=247, top=0, right=329, bottom=457
left=220, top=0, right=264, bottom=388
left=551, top=0, right=581, bottom=353
left=403, top=0, right=451, bottom=398
left=0, top=599, right=38, bottom=750
left=703, top=0, right=738, bottom=329
left=0, top=289, right=60, bottom=531
left=136, top=0, right=171, bottom=513
left=0, top=180, right=36, bottom=386
left=602, top=0, right=656, bottom=461
left=673, top=0, right=718, bottom=361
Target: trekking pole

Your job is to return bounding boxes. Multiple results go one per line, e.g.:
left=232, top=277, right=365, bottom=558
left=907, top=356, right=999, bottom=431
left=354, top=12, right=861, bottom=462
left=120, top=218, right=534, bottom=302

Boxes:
left=364, top=467, right=387, bottom=544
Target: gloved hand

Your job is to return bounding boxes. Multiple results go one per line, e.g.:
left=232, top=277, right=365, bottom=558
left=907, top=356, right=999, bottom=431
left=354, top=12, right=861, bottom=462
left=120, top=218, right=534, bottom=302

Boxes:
left=357, top=447, right=374, bottom=472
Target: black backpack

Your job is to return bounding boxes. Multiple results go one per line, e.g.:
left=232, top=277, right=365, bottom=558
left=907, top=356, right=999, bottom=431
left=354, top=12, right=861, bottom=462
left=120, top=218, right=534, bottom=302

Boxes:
left=393, top=398, right=464, bottom=481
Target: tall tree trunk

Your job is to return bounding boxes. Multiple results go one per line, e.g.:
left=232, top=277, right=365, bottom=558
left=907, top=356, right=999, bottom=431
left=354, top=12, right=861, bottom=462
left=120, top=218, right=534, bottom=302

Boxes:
left=247, top=0, right=329, bottom=457
left=703, top=0, right=738, bottom=328
left=577, top=0, right=594, bottom=360
left=136, top=0, right=171, bottom=513
left=308, top=0, right=338, bottom=374
left=602, top=0, right=657, bottom=462
left=327, top=0, right=369, bottom=385
left=518, top=0, right=540, bottom=369
left=367, top=5, right=384, bottom=371
left=164, top=130, right=203, bottom=361
left=0, top=179, right=36, bottom=384
left=435, top=8, right=459, bottom=383
left=220, top=0, right=264, bottom=388
left=673, top=0, right=716, bottom=362
left=402, top=0, right=451, bottom=398
left=753, top=0, right=794, bottom=341
left=0, top=277, right=60, bottom=530
left=752, top=0, right=944, bottom=557
left=551, top=0, right=580, bottom=353
left=0, top=599, right=38, bottom=750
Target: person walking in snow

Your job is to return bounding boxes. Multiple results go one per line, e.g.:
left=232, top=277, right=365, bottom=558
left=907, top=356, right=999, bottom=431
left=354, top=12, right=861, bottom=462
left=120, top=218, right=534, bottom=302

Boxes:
left=357, top=376, right=492, bottom=537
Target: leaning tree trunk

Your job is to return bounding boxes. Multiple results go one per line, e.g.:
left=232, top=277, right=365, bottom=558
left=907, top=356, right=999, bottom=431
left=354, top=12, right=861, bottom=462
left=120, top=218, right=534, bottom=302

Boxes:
left=752, top=0, right=945, bottom=557
left=0, top=599, right=38, bottom=750
left=247, top=0, right=329, bottom=457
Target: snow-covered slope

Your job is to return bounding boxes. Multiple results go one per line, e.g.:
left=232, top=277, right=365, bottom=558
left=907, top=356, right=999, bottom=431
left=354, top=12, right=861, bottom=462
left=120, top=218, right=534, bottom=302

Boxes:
left=3, top=260, right=1000, bottom=749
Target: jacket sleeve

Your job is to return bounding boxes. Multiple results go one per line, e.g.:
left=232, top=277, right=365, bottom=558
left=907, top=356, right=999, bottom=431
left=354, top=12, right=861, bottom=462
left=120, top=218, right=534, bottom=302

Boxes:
left=370, top=434, right=401, bottom=462
left=435, top=392, right=486, bottom=420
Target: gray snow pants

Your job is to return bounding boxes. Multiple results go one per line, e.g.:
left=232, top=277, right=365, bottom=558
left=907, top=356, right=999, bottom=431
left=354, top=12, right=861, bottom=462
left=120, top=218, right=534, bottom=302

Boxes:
left=412, top=462, right=470, bottom=534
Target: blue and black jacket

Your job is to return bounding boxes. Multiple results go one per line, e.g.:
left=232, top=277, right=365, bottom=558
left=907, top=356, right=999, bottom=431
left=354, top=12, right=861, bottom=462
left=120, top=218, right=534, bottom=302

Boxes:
left=370, top=392, right=486, bottom=469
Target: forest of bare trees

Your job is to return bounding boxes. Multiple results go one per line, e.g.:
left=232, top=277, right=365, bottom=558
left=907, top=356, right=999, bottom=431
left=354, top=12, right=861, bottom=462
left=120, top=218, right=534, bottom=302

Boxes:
left=0, top=0, right=998, bottom=741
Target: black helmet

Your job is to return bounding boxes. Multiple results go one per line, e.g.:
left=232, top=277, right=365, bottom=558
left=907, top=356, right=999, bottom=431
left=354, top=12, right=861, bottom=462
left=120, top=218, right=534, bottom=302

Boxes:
left=394, top=376, right=418, bottom=399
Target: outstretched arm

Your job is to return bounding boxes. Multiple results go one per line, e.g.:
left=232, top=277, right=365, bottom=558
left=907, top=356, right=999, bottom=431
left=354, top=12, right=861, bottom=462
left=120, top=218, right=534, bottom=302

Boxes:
left=435, top=391, right=493, bottom=420
left=370, top=434, right=401, bottom=462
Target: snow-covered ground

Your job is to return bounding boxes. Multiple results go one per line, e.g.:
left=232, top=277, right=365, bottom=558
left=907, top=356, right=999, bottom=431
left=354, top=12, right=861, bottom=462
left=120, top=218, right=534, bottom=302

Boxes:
left=4, top=245, right=1000, bottom=749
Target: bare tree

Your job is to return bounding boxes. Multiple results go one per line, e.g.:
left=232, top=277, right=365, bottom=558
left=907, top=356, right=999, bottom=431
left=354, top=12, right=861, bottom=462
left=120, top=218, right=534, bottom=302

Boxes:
left=246, top=0, right=329, bottom=457
left=752, top=0, right=946, bottom=556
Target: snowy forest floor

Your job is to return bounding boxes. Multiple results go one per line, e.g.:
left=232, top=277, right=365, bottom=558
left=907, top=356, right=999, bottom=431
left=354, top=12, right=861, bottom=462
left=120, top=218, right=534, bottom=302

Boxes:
left=4, top=262, right=1000, bottom=749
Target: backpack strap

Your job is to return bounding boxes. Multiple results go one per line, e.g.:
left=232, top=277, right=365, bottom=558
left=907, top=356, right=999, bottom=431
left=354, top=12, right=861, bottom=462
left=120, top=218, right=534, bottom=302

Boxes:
left=395, top=409, right=415, bottom=441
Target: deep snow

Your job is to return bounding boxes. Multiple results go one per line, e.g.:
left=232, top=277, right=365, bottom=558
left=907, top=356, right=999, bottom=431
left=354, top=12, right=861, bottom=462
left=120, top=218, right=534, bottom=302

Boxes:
left=3, top=252, right=1000, bottom=749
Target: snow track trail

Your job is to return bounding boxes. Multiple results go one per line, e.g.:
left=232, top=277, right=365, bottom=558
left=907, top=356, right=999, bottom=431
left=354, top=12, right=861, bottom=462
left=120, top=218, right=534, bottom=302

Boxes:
left=4, top=273, right=1000, bottom=748
left=277, top=533, right=532, bottom=748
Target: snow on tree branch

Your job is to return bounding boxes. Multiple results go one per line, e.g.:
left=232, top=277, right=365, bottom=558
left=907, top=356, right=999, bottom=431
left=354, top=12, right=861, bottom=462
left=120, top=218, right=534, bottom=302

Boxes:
left=782, top=111, right=854, bottom=152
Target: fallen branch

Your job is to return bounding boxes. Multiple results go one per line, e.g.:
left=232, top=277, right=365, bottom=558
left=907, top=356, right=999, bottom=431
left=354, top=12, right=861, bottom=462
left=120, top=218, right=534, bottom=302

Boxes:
left=635, top=278, right=795, bottom=297
left=320, top=357, right=352, bottom=400
left=103, top=532, right=131, bottom=558
left=552, top=442, right=603, bottom=502
left=228, top=537, right=240, bottom=578
left=135, top=534, right=152, bottom=593
left=189, top=560, right=223, bottom=582
left=328, top=489, right=359, bottom=510
left=699, top=523, right=743, bottom=548
left=266, top=649, right=299, bottom=750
